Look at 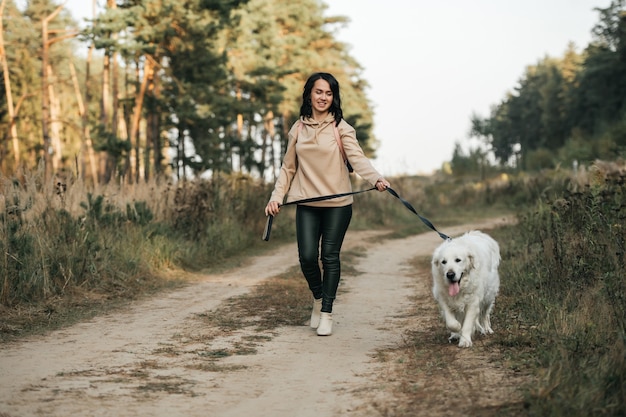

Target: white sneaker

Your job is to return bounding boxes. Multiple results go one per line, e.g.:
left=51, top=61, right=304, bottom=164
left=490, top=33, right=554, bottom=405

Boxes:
left=310, top=298, right=322, bottom=328
left=316, top=312, right=333, bottom=336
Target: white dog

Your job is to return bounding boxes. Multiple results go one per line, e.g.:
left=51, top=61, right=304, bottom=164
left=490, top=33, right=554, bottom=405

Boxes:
left=431, top=230, right=500, bottom=348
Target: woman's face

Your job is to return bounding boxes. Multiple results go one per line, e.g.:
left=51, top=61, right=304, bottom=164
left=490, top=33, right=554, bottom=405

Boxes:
left=310, top=78, right=333, bottom=116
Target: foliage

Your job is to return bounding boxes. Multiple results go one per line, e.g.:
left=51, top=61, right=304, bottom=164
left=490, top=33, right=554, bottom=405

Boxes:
left=449, top=142, right=499, bottom=178
left=491, top=161, right=626, bottom=416
left=470, top=1, right=626, bottom=172
left=0, top=0, right=376, bottom=183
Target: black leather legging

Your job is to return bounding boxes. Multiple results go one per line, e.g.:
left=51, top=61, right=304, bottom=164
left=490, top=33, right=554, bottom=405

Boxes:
left=296, top=204, right=353, bottom=313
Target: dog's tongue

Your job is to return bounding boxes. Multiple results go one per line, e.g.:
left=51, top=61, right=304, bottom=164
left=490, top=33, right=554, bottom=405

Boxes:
left=449, top=282, right=460, bottom=297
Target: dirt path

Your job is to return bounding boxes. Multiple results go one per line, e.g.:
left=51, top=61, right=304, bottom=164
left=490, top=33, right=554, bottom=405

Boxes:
left=0, top=217, right=515, bottom=417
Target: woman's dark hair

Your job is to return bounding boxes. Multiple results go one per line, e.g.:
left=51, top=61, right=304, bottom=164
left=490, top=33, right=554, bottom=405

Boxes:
left=299, top=72, right=343, bottom=126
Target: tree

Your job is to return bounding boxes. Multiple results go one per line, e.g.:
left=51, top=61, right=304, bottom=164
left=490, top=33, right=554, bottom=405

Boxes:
left=0, top=0, right=81, bottom=177
left=88, top=0, right=249, bottom=182
left=0, top=0, right=20, bottom=170
left=40, top=1, right=79, bottom=179
left=450, top=142, right=487, bottom=177
left=470, top=54, right=582, bottom=170
left=465, top=1, right=626, bottom=171
left=222, top=0, right=377, bottom=180
left=572, top=0, right=626, bottom=137
left=0, top=0, right=41, bottom=172
left=0, top=0, right=378, bottom=183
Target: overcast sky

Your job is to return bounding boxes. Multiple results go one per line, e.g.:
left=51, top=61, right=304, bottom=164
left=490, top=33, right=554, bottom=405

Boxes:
left=324, top=0, right=607, bottom=175
left=54, top=0, right=606, bottom=175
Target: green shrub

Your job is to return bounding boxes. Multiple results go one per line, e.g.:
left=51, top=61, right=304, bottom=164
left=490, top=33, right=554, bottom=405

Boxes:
left=494, top=165, right=626, bottom=416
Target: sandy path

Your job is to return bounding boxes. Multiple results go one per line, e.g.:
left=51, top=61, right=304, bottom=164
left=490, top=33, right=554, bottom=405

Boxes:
left=0, top=217, right=512, bottom=417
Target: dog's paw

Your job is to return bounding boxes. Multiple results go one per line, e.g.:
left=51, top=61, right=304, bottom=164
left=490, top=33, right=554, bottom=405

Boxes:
left=458, top=335, right=473, bottom=348
left=448, top=332, right=461, bottom=343
left=476, top=324, right=494, bottom=335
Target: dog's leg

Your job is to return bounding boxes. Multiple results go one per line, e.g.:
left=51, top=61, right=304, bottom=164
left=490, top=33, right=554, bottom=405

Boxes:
left=438, top=301, right=462, bottom=334
left=483, top=314, right=493, bottom=334
left=482, top=303, right=494, bottom=334
left=474, top=319, right=486, bottom=335
left=459, top=302, right=480, bottom=348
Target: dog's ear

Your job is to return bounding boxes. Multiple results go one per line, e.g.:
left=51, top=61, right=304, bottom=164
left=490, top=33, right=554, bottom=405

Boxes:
left=468, top=253, right=477, bottom=270
left=432, top=247, right=442, bottom=266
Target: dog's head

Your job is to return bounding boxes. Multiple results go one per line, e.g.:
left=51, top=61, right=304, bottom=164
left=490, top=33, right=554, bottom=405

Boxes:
left=432, top=241, right=476, bottom=297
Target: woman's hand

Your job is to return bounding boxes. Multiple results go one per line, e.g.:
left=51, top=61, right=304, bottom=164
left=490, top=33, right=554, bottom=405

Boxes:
left=265, top=201, right=281, bottom=216
left=375, top=178, right=390, bottom=191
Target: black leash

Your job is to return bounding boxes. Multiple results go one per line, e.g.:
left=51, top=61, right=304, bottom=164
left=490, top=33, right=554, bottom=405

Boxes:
left=262, top=187, right=376, bottom=241
left=262, top=186, right=449, bottom=241
left=385, top=187, right=450, bottom=241
left=278, top=187, right=377, bottom=207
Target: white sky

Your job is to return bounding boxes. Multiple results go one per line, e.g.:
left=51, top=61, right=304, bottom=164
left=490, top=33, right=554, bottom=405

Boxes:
left=58, top=0, right=605, bottom=176
left=324, top=0, right=604, bottom=175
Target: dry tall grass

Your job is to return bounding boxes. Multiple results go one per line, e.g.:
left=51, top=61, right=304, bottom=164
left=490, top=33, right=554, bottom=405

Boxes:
left=0, top=166, right=273, bottom=338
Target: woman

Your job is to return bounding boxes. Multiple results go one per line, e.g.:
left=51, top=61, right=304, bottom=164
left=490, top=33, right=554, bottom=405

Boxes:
left=265, top=72, right=390, bottom=336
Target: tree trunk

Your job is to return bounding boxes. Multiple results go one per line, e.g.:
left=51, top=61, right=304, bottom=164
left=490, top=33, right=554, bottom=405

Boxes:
left=101, top=49, right=110, bottom=125
left=0, top=0, right=20, bottom=171
left=145, top=111, right=155, bottom=181
left=70, top=61, right=98, bottom=183
left=41, top=12, right=51, bottom=179
left=108, top=1, right=121, bottom=179
left=129, top=57, right=153, bottom=184
left=147, top=70, right=161, bottom=179
left=46, top=65, right=62, bottom=173
left=261, top=110, right=274, bottom=180
left=176, top=126, right=184, bottom=180
left=112, top=50, right=119, bottom=150
left=41, top=1, right=72, bottom=181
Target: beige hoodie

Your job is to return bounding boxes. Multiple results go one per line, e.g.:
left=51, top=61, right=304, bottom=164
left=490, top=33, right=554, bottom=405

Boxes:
left=269, top=114, right=383, bottom=207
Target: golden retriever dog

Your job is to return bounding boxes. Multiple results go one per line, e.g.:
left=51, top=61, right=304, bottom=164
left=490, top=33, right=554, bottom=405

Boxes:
left=431, top=231, right=500, bottom=348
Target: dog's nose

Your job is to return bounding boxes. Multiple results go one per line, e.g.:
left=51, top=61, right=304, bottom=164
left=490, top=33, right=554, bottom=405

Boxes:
left=446, top=271, right=456, bottom=280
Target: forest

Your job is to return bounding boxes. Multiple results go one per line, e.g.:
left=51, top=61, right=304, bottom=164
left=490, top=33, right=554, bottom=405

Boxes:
left=452, top=1, right=626, bottom=174
left=0, top=0, right=376, bottom=184
left=1, top=0, right=624, bottom=185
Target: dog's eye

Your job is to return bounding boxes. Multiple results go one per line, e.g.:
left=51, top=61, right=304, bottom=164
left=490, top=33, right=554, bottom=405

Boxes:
left=441, top=260, right=447, bottom=265
left=455, top=258, right=461, bottom=263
